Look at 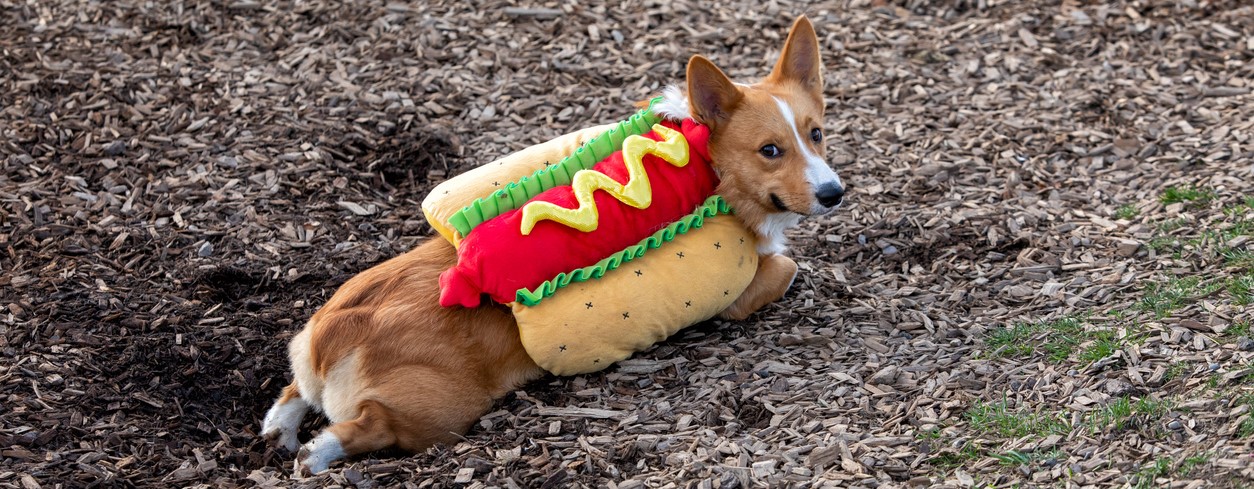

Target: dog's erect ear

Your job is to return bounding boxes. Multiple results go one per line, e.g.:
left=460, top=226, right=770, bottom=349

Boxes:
left=686, top=55, right=743, bottom=128
left=767, top=15, right=823, bottom=99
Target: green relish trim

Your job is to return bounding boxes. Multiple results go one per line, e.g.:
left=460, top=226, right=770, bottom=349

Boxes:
left=515, top=195, right=732, bottom=307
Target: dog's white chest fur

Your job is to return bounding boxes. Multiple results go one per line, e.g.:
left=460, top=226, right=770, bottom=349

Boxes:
left=756, top=213, right=801, bottom=255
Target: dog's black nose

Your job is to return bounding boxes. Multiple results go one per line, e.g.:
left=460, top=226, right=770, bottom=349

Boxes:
left=815, top=182, right=845, bottom=208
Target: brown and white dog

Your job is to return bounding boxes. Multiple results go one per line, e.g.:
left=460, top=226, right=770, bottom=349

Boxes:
left=261, top=15, right=844, bottom=474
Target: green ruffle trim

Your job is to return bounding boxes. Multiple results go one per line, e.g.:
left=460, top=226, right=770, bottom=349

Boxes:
left=514, top=195, right=733, bottom=307
left=447, top=97, right=665, bottom=238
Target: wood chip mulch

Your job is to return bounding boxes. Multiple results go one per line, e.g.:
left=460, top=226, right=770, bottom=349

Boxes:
left=2, top=0, right=1253, bottom=487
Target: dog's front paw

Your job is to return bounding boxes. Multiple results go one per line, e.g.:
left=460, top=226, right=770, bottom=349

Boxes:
left=764, top=254, right=799, bottom=299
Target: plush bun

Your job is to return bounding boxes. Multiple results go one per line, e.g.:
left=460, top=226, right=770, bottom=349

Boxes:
left=513, top=213, right=756, bottom=375
left=421, top=123, right=613, bottom=246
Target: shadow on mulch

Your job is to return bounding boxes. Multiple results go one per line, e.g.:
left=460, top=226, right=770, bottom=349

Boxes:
left=1, top=112, right=459, bottom=486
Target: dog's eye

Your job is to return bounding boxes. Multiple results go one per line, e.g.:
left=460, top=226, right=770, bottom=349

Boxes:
left=759, top=144, right=782, bottom=158
left=810, top=128, right=822, bottom=143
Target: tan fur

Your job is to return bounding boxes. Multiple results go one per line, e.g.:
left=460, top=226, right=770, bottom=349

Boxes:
left=719, top=254, right=800, bottom=321
left=278, top=382, right=301, bottom=404
left=263, top=15, right=836, bottom=474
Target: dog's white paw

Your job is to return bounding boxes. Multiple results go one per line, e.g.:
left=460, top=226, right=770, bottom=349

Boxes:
left=294, top=431, right=344, bottom=476
left=262, top=397, right=308, bottom=452
left=262, top=425, right=300, bottom=453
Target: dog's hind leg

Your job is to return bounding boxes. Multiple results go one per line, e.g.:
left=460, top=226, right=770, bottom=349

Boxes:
left=261, top=383, right=308, bottom=452
left=294, top=399, right=393, bottom=475
left=294, top=365, right=495, bottom=475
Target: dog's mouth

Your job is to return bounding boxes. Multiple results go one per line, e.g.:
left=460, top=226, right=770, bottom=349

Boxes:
left=811, top=202, right=840, bottom=215
left=769, top=193, right=790, bottom=213
left=770, top=193, right=844, bottom=216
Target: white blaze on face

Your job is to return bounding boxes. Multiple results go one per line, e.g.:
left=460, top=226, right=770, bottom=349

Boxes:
left=772, top=96, right=842, bottom=212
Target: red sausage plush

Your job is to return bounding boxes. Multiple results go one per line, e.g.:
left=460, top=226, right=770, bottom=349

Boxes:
left=439, top=119, right=716, bottom=307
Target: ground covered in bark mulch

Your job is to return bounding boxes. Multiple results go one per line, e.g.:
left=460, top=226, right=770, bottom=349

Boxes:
left=3, top=0, right=1254, bottom=487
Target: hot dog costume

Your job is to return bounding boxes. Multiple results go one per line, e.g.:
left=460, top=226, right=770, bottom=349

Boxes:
left=421, top=99, right=758, bottom=375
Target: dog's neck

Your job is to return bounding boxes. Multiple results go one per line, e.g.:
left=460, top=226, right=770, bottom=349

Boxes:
left=751, top=212, right=800, bottom=255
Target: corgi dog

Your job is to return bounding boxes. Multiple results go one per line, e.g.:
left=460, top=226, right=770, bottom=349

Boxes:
left=261, top=14, right=844, bottom=475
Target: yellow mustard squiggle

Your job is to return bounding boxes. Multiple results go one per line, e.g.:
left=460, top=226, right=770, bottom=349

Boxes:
left=520, top=124, right=690, bottom=235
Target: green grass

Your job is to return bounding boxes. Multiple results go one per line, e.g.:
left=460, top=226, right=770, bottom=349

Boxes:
left=1186, top=230, right=1225, bottom=252
left=1147, top=235, right=1177, bottom=253
left=1157, top=217, right=1191, bottom=233
left=1147, top=198, right=1254, bottom=273
left=990, top=449, right=1032, bottom=466
left=932, top=441, right=983, bottom=469
left=1137, top=272, right=1251, bottom=320
left=1222, top=248, right=1254, bottom=269
left=967, top=400, right=1070, bottom=438
left=1214, top=199, right=1253, bottom=269
left=1088, top=397, right=1134, bottom=432
left=1223, top=219, right=1254, bottom=238
left=1188, top=224, right=1254, bottom=261
left=1238, top=393, right=1254, bottom=438
left=1228, top=320, right=1251, bottom=338
left=1077, top=330, right=1120, bottom=363
left=1137, top=277, right=1219, bottom=318
left=1164, top=362, right=1194, bottom=383
left=1228, top=273, right=1254, bottom=305
left=1085, top=397, right=1174, bottom=434
left=1131, top=457, right=1173, bottom=489
left=1126, top=453, right=1210, bottom=486
left=1193, top=199, right=1254, bottom=270
left=1160, top=186, right=1214, bottom=205
left=1115, top=204, right=1140, bottom=220
left=1179, top=452, right=1210, bottom=476
left=1135, top=397, right=1174, bottom=417
left=986, top=322, right=1043, bottom=359
left=986, top=316, right=1119, bottom=363
left=1225, top=248, right=1254, bottom=267
left=1222, top=197, right=1254, bottom=216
